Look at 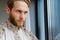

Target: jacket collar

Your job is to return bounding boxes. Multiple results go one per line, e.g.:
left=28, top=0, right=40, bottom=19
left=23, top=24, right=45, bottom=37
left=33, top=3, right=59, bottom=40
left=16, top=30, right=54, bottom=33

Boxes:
left=3, top=19, right=26, bottom=32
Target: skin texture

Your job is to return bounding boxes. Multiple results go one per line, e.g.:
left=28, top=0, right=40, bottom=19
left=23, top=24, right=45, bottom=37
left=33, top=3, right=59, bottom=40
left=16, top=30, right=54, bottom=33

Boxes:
left=6, top=1, right=29, bottom=28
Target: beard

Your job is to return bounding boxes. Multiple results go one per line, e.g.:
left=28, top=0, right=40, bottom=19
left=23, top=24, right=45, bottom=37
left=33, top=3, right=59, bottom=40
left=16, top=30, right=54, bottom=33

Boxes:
left=9, top=13, right=25, bottom=28
left=9, top=13, right=17, bottom=27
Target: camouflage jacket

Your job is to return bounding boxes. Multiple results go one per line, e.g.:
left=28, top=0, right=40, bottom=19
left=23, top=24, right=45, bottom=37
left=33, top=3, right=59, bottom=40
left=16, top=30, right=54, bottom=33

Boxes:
left=0, top=20, right=38, bottom=40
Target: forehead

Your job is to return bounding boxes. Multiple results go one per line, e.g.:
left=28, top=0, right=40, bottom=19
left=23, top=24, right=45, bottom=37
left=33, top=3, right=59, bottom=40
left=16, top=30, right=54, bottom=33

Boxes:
left=13, top=1, right=29, bottom=11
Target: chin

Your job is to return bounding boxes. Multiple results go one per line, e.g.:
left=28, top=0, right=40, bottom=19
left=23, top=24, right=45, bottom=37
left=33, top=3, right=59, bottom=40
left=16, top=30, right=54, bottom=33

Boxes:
left=18, top=24, right=23, bottom=27
left=16, top=22, right=23, bottom=27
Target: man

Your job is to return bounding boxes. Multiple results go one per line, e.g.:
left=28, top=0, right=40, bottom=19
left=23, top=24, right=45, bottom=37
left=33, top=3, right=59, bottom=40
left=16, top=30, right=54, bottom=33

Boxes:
left=0, top=0, right=38, bottom=40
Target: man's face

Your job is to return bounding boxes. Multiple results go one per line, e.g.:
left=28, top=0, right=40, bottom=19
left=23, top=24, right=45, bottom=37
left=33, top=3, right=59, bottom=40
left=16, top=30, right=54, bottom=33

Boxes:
left=6, top=1, right=29, bottom=28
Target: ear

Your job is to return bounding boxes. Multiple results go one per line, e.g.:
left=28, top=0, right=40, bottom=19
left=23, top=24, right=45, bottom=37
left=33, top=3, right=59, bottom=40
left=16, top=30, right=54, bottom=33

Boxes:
left=5, top=6, right=10, bottom=14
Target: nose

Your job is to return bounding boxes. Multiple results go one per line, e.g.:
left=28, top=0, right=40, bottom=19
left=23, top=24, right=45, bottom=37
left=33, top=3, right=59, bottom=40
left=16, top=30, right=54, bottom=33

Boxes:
left=20, top=12, right=24, bottom=19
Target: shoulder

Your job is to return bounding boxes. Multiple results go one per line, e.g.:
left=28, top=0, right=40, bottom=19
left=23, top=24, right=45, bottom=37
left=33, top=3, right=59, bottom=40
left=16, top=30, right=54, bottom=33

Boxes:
left=23, top=28, right=38, bottom=40
left=29, top=32, right=38, bottom=40
left=55, top=33, right=60, bottom=40
left=0, top=24, right=5, bottom=31
left=0, top=24, right=5, bottom=38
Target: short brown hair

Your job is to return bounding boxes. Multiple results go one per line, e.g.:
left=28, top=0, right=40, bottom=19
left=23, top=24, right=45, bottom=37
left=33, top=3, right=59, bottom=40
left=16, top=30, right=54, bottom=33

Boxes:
left=7, top=0, right=31, bottom=10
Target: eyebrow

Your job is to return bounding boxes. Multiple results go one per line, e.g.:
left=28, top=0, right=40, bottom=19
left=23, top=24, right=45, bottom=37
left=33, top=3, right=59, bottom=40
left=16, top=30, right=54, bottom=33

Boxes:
left=16, top=9, right=28, bottom=13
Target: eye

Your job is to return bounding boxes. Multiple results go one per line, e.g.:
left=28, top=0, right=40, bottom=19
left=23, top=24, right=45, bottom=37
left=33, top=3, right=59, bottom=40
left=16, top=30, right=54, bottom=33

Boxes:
left=16, top=10, right=22, bottom=13
left=24, top=11, right=28, bottom=14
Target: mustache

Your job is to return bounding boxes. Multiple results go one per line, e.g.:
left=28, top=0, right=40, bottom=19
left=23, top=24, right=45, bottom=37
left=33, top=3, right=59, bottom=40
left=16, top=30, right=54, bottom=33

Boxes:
left=17, top=18, right=25, bottom=21
left=16, top=18, right=24, bottom=22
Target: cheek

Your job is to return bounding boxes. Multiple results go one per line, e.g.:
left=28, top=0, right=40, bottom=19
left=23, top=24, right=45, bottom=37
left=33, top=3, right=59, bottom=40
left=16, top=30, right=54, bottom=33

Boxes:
left=12, top=12, right=20, bottom=19
left=24, top=14, right=27, bottom=19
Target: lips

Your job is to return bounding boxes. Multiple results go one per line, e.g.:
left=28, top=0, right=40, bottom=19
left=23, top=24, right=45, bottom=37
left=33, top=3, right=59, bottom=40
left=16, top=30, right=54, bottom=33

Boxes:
left=18, top=20, right=23, bottom=22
